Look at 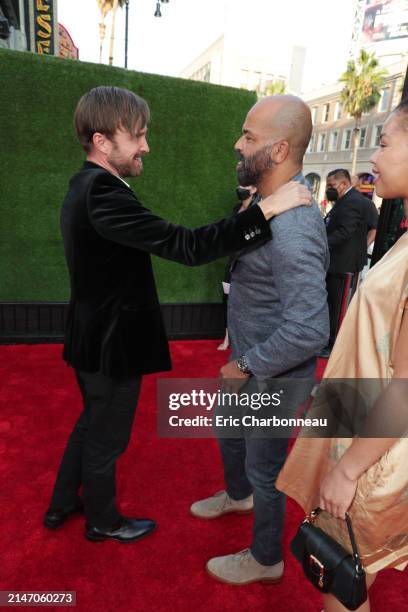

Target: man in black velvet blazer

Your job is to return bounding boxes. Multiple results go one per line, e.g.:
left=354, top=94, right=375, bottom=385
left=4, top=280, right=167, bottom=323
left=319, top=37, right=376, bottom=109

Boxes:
left=43, top=86, right=311, bottom=543
left=324, top=168, right=378, bottom=347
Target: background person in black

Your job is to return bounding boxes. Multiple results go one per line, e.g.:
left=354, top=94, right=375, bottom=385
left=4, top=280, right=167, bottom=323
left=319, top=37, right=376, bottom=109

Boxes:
left=43, top=86, right=312, bottom=544
left=323, top=168, right=378, bottom=352
left=218, top=185, right=258, bottom=350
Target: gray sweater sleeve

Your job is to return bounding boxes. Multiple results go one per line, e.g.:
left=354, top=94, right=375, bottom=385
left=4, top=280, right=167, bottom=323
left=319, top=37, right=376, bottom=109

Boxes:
left=244, top=209, right=330, bottom=377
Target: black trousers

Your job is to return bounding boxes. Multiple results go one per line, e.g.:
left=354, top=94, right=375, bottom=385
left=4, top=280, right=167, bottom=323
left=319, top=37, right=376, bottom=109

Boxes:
left=326, top=273, right=344, bottom=347
left=326, top=272, right=359, bottom=347
left=50, top=369, right=142, bottom=528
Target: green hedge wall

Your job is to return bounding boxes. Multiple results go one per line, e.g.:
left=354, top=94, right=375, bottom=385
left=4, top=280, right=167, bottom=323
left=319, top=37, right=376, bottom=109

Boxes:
left=0, top=49, right=256, bottom=303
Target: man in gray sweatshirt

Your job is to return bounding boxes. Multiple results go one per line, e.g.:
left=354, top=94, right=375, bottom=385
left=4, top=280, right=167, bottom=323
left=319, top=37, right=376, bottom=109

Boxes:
left=191, top=95, right=330, bottom=585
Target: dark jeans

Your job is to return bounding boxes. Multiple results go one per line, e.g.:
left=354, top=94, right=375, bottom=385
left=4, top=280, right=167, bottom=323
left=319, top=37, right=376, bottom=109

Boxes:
left=218, top=435, right=289, bottom=566
left=50, top=369, right=142, bottom=528
left=216, top=375, right=315, bottom=566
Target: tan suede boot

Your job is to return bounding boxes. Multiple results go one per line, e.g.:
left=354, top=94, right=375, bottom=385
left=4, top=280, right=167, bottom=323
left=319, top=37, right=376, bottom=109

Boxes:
left=190, top=490, right=253, bottom=519
left=206, top=549, right=284, bottom=585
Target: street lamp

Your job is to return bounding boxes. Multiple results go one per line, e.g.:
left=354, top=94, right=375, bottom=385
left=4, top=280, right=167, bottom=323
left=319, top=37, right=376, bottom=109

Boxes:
left=155, top=0, right=170, bottom=18
left=125, top=0, right=130, bottom=69
left=125, top=2, right=170, bottom=68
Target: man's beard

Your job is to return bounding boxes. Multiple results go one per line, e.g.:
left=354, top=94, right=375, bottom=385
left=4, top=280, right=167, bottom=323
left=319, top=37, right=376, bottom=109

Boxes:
left=108, top=157, right=143, bottom=179
left=236, top=144, right=274, bottom=186
left=108, top=143, right=144, bottom=178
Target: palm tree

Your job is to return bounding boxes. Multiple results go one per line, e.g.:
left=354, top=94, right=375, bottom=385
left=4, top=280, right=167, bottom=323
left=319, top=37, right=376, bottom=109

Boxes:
left=96, top=0, right=125, bottom=65
left=108, top=0, right=126, bottom=66
left=96, top=0, right=115, bottom=63
left=260, top=79, right=287, bottom=98
left=339, top=49, right=387, bottom=175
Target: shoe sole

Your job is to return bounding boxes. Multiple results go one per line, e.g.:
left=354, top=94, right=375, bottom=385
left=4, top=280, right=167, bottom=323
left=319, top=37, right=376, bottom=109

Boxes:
left=43, top=520, right=64, bottom=530
left=206, top=565, right=283, bottom=586
left=190, top=507, right=253, bottom=520
left=43, top=509, right=83, bottom=530
left=85, top=524, right=157, bottom=543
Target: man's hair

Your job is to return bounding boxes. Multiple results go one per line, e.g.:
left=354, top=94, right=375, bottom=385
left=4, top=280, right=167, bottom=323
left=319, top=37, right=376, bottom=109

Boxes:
left=393, top=99, right=408, bottom=131
left=74, top=86, right=150, bottom=152
left=327, top=168, right=351, bottom=182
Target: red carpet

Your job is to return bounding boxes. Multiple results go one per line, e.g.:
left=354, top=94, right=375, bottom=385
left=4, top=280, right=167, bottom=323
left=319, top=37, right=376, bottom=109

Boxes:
left=0, top=341, right=406, bottom=611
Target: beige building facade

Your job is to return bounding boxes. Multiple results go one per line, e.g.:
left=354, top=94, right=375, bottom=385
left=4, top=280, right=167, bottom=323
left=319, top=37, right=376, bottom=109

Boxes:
left=179, top=34, right=293, bottom=95
left=179, top=0, right=305, bottom=96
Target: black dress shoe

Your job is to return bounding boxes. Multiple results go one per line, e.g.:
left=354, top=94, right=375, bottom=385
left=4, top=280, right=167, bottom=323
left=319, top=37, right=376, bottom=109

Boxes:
left=43, top=498, right=84, bottom=529
left=85, top=517, right=156, bottom=543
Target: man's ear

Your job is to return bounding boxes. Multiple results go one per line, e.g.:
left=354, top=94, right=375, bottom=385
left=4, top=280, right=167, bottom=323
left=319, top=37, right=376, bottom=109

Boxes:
left=273, top=140, right=289, bottom=164
left=92, top=132, right=110, bottom=154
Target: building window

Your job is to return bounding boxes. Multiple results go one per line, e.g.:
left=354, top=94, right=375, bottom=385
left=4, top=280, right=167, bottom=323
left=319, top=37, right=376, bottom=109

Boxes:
left=240, top=69, right=249, bottom=88
left=322, top=104, right=330, bottom=123
left=192, top=62, right=211, bottom=82
left=379, top=88, right=390, bottom=112
left=359, top=127, right=367, bottom=148
left=372, top=125, right=383, bottom=147
left=307, top=134, right=315, bottom=153
left=334, top=102, right=342, bottom=121
left=247, top=70, right=262, bottom=91
left=254, top=71, right=262, bottom=90
left=342, top=129, right=352, bottom=150
left=318, top=133, right=326, bottom=152
left=261, top=75, right=286, bottom=96
left=329, top=131, right=338, bottom=151
left=311, top=106, right=318, bottom=124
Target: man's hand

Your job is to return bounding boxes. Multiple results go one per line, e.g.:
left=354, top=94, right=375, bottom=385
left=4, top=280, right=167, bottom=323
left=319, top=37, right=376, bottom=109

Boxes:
left=258, top=181, right=312, bottom=221
left=319, top=465, right=358, bottom=519
left=220, top=360, right=250, bottom=393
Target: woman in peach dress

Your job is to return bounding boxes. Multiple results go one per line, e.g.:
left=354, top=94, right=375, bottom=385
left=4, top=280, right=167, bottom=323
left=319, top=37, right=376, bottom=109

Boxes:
left=277, top=100, right=408, bottom=612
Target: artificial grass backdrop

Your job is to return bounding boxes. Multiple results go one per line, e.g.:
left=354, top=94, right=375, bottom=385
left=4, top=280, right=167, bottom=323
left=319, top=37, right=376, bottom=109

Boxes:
left=0, top=49, right=256, bottom=303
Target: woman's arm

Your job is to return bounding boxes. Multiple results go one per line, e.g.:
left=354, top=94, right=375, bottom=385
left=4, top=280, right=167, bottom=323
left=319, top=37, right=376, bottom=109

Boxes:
left=258, top=181, right=311, bottom=218
left=319, top=306, right=408, bottom=518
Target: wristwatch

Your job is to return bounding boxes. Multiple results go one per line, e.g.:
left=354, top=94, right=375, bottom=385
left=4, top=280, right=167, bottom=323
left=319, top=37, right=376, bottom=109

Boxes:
left=236, top=354, right=252, bottom=375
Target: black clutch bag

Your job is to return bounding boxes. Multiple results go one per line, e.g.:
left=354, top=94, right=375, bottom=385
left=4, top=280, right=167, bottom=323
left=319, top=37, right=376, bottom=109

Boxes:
left=290, top=508, right=367, bottom=611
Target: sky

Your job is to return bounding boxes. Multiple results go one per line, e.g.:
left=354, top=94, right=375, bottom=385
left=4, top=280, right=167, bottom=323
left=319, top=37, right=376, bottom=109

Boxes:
left=57, top=0, right=357, bottom=93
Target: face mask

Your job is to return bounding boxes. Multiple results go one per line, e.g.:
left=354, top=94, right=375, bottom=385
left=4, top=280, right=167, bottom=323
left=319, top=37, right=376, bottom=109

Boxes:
left=326, top=187, right=339, bottom=202
left=236, top=187, right=252, bottom=201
